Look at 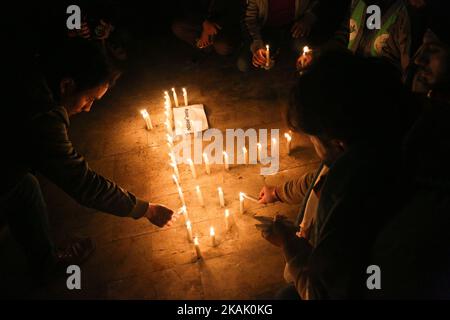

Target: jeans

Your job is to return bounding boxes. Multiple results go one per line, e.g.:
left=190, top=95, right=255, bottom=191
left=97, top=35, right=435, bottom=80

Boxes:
left=0, top=173, right=55, bottom=275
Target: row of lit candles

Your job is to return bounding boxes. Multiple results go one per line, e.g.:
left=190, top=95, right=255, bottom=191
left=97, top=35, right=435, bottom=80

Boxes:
left=149, top=88, right=293, bottom=260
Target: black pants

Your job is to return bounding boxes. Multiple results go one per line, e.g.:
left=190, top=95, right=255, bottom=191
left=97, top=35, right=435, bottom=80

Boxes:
left=0, top=174, right=55, bottom=274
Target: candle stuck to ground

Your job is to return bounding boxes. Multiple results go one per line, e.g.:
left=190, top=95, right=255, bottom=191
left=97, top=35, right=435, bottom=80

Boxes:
left=170, top=161, right=180, bottom=179
left=218, top=187, right=225, bottom=208
left=203, top=153, right=211, bottom=175
left=172, top=174, right=180, bottom=189
left=196, top=185, right=205, bottom=207
left=239, top=192, right=245, bottom=214
left=242, top=146, right=248, bottom=164
left=223, top=151, right=230, bottom=171
left=187, top=158, right=197, bottom=179
left=165, top=120, right=173, bottom=135
left=224, top=209, right=231, bottom=231
left=284, top=132, right=292, bottom=155
left=182, top=87, right=188, bottom=106
left=194, top=236, right=202, bottom=259
left=210, top=227, right=216, bottom=247
left=265, top=44, right=270, bottom=68
left=186, top=220, right=193, bottom=242
left=178, top=205, right=188, bottom=222
left=140, top=109, right=153, bottom=130
left=257, top=143, right=262, bottom=162
left=177, top=185, right=186, bottom=206
left=171, top=88, right=179, bottom=107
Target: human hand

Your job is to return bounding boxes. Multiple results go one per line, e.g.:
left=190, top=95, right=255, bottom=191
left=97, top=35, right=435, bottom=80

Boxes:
left=291, top=19, right=313, bottom=39
left=261, top=215, right=298, bottom=248
left=252, top=48, right=271, bottom=68
left=94, top=19, right=113, bottom=40
left=296, top=52, right=313, bottom=70
left=144, top=203, right=177, bottom=227
left=258, top=186, right=279, bottom=204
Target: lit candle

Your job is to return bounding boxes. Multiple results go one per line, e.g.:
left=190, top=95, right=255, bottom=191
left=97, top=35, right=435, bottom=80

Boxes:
left=187, top=158, right=197, bottom=179
left=171, top=88, right=179, bottom=107
left=165, top=120, right=173, bottom=135
left=178, top=186, right=186, bottom=206
left=266, top=44, right=270, bottom=68
left=257, top=143, right=262, bottom=162
left=186, top=220, right=193, bottom=242
left=239, top=192, right=245, bottom=214
left=168, top=152, right=176, bottom=164
left=140, top=109, right=153, bottom=130
left=284, top=132, right=292, bottom=155
left=300, top=46, right=312, bottom=68
left=210, top=226, right=216, bottom=247
left=218, top=187, right=225, bottom=208
left=164, top=91, right=171, bottom=106
left=182, top=88, right=188, bottom=106
left=170, top=162, right=180, bottom=179
left=167, top=134, right=174, bottom=147
left=179, top=205, right=189, bottom=222
left=194, top=236, right=202, bottom=259
left=242, top=146, right=248, bottom=164
left=172, top=174, right=180, bottom=189
left=196, top=185, right=205, bottom=207
left=224, top=209, right=231, bottom=231
left=223, top=151, right=230, bottom=171
left=203, top=153, right=211, bottom=175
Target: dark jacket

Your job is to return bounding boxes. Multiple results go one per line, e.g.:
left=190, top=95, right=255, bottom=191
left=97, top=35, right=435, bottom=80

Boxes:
left=1, top=65, right=148, bottom=219
left=370, top=99, right=450, bottom=299
left=278, top=142, right=400, bottom=299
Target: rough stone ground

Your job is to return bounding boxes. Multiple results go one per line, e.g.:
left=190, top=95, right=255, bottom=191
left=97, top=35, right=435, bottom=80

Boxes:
left=0, top=35, right=319, bottom=299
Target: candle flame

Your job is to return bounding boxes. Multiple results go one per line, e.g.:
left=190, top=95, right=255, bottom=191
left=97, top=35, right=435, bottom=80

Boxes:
left=196, top=185, right=201, bottom=192
left=257, top=143, right=262, bottom=150
left=242, top=147, right=247, bottom=153
left=218, top=187, right=223, bottom=193
left=266, top=44, right=269, bottom=51
left=186, top=220, right=191, bottom=229
left=187, top=158, right=193, bottom=165
left=194, top=236, right=199, bottom=246
left=240, top=192, right=245, bottom=200
left=140, top=109, right=149, bottom=117
left=284, top=133, right=292, bottom=141
left=272, top=138, right=277, bottom=144
left=210, top=227, right=215, bottom=237
left=303, top=46, right=311, bottom=54
left=225, top=209, right=230, bottom=218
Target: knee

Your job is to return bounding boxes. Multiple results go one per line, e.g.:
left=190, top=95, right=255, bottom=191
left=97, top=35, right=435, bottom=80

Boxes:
left=17, top=174, right=43, bottom=201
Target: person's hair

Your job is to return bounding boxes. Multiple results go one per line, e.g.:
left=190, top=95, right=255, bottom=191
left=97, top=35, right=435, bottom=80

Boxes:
left=287, top=50, right=409, bottom=145
left=40, top=39, right=118, bottom=98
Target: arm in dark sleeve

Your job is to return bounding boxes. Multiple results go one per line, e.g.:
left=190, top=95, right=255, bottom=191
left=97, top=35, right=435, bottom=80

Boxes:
left=29, top=107, right=148, bottom=218
left=243, top=0, right=264, bottom=53
left=275, top=170, right=318, bottom=205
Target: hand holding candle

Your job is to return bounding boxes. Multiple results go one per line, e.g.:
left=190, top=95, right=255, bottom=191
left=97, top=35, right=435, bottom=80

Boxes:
left=196, top=185, right=205, bottom=207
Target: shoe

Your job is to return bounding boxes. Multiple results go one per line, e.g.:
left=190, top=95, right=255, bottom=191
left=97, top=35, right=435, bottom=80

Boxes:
left=55, top=237, right=96, bottom=267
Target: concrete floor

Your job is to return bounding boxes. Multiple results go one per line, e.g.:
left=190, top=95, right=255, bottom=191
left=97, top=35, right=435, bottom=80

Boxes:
left=0, top=35, right=320, bottom=299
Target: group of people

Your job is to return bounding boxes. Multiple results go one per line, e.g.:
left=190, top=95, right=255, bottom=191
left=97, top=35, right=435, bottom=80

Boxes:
left=0, top=0, right=449, bottom=299
left=172, top=0, right=450, bottom=299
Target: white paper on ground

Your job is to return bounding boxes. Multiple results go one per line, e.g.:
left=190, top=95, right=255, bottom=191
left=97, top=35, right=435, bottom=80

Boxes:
left=173, top=104, right=208, bottom=135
